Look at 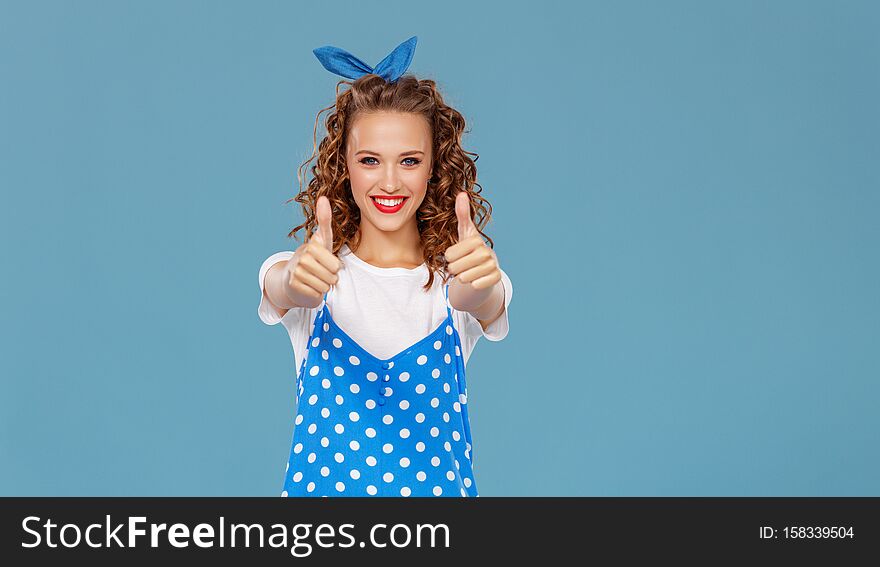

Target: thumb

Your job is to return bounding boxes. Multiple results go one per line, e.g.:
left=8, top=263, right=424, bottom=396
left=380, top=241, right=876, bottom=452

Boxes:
left=455, top=191, right=477, bottom=242
left=315, top=195, right=333, bottom=251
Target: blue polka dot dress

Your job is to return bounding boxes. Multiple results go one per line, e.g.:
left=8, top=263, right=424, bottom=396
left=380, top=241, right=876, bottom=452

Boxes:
left=281, top=283, right=478, bottom=497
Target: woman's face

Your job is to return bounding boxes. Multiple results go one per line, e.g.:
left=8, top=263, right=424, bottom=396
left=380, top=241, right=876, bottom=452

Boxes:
left=345, top=111, right=433, bottom=235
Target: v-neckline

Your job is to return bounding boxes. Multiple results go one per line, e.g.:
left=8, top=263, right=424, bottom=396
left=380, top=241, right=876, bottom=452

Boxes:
left=320, top=303, right=452, bottom=365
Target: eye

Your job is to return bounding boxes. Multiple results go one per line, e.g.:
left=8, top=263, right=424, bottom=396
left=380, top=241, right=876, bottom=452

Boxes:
left=358, top=157, right=421, bottom=166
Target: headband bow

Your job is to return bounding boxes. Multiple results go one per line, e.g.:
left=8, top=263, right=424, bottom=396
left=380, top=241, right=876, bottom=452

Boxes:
left=312, top=36, right=418, bottom=84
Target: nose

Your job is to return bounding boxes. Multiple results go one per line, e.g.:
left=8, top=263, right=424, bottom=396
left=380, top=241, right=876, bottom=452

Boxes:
left=379, top=164, right=400, bottom=192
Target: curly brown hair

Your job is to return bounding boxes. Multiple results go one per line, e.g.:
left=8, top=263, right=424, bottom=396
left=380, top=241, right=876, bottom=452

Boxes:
left=286, top=73, right=494, bottom=291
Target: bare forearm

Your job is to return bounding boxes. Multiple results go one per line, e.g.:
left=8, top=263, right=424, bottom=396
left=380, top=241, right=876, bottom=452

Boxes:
left=448, top=277, right=505, bottom=321
left=264, top=260, right=303, bottom=310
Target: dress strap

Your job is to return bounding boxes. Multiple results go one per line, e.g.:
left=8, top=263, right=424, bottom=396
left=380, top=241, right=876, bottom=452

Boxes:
left=323, top=279, right=336, bottom=306
left=444, top=281, right=453, bottom=319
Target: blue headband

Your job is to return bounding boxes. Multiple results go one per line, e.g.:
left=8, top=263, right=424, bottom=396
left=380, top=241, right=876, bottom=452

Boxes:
left=312, top=36, right=418, bottom=84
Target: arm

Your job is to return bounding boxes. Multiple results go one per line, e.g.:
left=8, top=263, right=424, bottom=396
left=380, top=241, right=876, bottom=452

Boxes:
left=264, top=227, right=342, bottom=318
left=263, top=260, right=298, bottom=317
left=444, top=191, right=507, bottom=331
left=448, top=277, right=505, bottom=331
left=261, top=197, right=341, bottom=319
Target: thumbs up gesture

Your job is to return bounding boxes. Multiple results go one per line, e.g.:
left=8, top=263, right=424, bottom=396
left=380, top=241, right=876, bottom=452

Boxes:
left=444, top=192, right=502, bottom=291
left=282, top=195, right=342, bottom=308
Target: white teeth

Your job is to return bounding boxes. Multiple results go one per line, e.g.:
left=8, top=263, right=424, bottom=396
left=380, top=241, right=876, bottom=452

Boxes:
left=373, top=197, right=405, bottom=207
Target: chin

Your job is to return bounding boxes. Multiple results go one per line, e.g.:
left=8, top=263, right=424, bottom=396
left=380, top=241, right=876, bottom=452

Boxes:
left=371, top=218, right=410, bottom=233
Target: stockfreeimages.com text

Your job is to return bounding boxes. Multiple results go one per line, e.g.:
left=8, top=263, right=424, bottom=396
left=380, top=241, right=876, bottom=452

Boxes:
left=21, top=515, right=450, bottom=557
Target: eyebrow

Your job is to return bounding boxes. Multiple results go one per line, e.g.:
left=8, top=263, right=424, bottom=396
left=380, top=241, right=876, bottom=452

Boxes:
left=355, top=150, right=425, bottom=157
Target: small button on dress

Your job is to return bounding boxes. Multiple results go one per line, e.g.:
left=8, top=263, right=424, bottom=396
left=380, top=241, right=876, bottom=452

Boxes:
left=281, top=283, right=477, bottom=497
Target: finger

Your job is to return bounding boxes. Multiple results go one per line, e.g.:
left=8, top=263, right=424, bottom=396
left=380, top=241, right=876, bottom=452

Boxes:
left=308, top=241, right=343, bottom=274
left=316, top=195, right=333, bottom=251
left=457, top=262, right=497, bottom=285
left=299, top=253, right=339, bottom=285
left=294, top=265, right=332, bottom=295
left=455, top=191, right=477, bottom=242
left=447, top=244, right=492, bottom=276
left=290, top=278, right=323, bottom=300
left=287, top=265, right=324, bottom=298
left=444, top=235, right=483, bottom=264
left=470, top=270, right=502, bottom=290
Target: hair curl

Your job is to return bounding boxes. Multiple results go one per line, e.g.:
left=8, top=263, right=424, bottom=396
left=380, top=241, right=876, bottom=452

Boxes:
left=286, top=73, right=494, bottom=291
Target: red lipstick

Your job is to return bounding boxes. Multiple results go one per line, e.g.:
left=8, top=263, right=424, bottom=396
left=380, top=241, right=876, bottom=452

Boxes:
left=370, top=196, right=407, bottom=214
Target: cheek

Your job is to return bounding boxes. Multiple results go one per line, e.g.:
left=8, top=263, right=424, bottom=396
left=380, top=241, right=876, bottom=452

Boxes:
left=413, top=188, right=428, bottom=205
left=348, top=170, right=372, bottom=201
left=405, top=171, right=430, bottom=198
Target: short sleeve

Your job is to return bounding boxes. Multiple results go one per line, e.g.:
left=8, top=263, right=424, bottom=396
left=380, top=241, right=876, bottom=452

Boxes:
left=258, top=251, right=295, bottom=325
left=258, top=250, right=320, bottom=377
left=452, top=268, right=513, bottom=365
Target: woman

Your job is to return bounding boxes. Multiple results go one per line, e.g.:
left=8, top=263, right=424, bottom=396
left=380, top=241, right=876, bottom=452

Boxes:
left=258, top=37, right=513, bottom=496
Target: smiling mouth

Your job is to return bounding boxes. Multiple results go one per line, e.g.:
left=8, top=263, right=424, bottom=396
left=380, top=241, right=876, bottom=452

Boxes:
left=370, top=196, right=408, bottom=213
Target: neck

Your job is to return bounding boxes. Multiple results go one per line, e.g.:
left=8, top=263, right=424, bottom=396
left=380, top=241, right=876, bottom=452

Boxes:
left=352, top=219, right=423, bottom=269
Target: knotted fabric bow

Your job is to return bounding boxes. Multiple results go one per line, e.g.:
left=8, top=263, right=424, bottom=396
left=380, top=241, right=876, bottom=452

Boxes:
left=312, top=36, right=418, bottom=83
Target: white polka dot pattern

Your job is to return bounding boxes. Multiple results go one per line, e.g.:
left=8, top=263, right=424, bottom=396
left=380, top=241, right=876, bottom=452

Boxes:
left=281, top=284, right=477, bottom=497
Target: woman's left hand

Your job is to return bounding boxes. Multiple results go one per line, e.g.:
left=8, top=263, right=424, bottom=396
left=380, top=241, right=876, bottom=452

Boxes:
left=444, top=192, right=502, bottom=290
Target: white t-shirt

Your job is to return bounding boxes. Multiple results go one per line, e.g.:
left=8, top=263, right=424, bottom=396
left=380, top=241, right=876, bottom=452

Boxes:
left=257, top=243, right=513, bottom=376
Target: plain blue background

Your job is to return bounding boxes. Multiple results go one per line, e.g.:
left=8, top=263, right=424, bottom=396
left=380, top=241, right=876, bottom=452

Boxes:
left=1, top=0, right=877, bottom=496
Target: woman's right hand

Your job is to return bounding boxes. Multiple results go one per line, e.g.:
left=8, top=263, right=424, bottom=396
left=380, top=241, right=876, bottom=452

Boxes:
left=282, top=196, right=342, bottom=308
